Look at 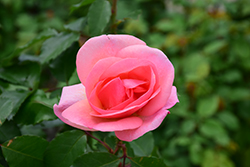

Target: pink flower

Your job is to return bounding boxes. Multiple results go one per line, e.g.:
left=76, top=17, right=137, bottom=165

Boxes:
left=53, top=34, right=178, bottom=142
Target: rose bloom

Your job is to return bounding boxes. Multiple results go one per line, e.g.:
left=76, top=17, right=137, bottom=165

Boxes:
left=53, top=35, right=178, bottom=142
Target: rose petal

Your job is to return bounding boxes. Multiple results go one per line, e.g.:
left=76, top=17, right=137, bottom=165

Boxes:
left=117, top=45, right=175, bottom=116
left=115, top=108, right=169, bottom=142
left=61, top=99, right=143, bottom=131
left=85, top=57, right=122, bottom=97
left=57, top=84, right=86, bottom=111
left=99, top=58, right=155, bottom=81
left=53, top=84, right=94, bottom=131
left=122, top=79, right=147, bottom=89
left=98, top=77, right=127, bottom=109
left=164, top=86, right=179, bottom=109
left=77, top=35, right=146, bottom=85
left=88, top=66, right=160, bottom=118
left=89, top=88, right=160, bottom=119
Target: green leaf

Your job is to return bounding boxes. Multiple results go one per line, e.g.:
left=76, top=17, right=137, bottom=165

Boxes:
left=204, top=40, right=227, bottom=55
left=0, top=120, right=21, bottom=143
left=130, top=132, right=154, bottom=157
left=11, top=29, right=58, bottom=58
left=130, top=157, right=167, bottom=167
left=183, top=53, right=210, bottom=82
left=64, top=17, right=87, bottom=32
left=0, top=90, right=31, bottom=126
left=202, top=149, right=234, bottom=167
left=189, top=142, right=203, bottom=165
left=217, top=111, right=239, bottom=130
left=39, top=32, right=79, bottom=64
left=197, top=96, right=219, bottom=118
left=14, top=89, right=57, bottom=125
left=72, top=152, right=120, bottom=167
left=88, top=0, right=111, bottom=36
left=44, top=130, right=87, bottom=167
left=199, top=119, right=230, bottom=146
left=1, top=136, right=48, bottom=167
left=70, top=0, right=96, bottom=13
left=0, top=62, right=41, bottom=88
left=49, top=42, right=79, bottom=82
left=181, top=119, right=196, bottom=134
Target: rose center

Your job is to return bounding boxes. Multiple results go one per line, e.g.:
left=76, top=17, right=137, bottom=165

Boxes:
left=97, top=77, right=149, bottom=109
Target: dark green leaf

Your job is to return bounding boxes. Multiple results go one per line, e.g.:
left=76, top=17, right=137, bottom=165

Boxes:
left=0, top=120, right=21, bottom=143
left=64, top=17, right=87, bottom=32
left=1, top=136, right=48, bottom=167
left=151, top=147, right=162, bottom=158
left=49, top=42, right=79, bottom=82
left=130, top=157, right=167, bottom=167
left=0, top=147, right=8, bottom=167
left=104, top=135, right=119, bottom=151
left=14, top=89, right=57, bottom=125
left=70, top=0, right=96, bottom=13
left=0, top=90, right=31, bottom=126
left=39, top=32, right=79, bottom=64
left=44, top=130, right=87, bottom=167
left=72, top=152, right=120, bottom=167
left=0, top=62, right=41, bottom=88
left=197, top=96, right=219, bottom=118
left=130, top=132, right=154, bottom=157
left=88, top=0, right=111, bottom=36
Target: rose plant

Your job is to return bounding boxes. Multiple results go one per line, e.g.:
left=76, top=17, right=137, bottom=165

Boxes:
left=54, top=34, right=178, bottom=142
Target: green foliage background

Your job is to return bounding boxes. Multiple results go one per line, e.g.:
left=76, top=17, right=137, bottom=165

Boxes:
left=0, top=0, right=250, bottom=166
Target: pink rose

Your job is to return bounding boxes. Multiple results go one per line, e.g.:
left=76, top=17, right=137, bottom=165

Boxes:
left=53, top=35, right=178, bottom=142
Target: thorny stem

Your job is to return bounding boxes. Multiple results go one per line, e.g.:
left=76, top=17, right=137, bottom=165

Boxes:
left=119, top=142, right=128, bottom=167
left=84, top=131, right=114, bottom=154
left=84, top=132, right=129, bottom=166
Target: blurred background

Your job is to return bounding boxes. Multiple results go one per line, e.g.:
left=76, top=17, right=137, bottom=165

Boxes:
left=0, top=0, right=250, bottom=167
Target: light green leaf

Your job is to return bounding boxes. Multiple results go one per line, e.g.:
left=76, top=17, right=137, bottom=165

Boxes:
left=189, top=142, right=203, bottom=165
left=204, top=40, right=227, bottom=55
left=11, top=29, right=58, bottom=57
left=199, top=119, right=230, bottom=146
left=44, top=130, right=87, bottom=167
left=1, top=136, right=49, bottom=167
left=130, top=132, right=154, bottom=157
left=70, top=0, right=96, bottom=13
left=202, top=149, right=235, bottom=167
left=181, top=119, right=196, bottom=134
left=217, top=111, right=239, bottom=130
left=197, top=96, right=219, bottom=118
left=88, top=0, right=111, bottom=36
left=64, top=17, right=87, bottom=32
left=39, top=32, right=79, bottom=64
left=183, top=53, right=210, bottom=82
left=72, top=152, right=120, bottom=167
